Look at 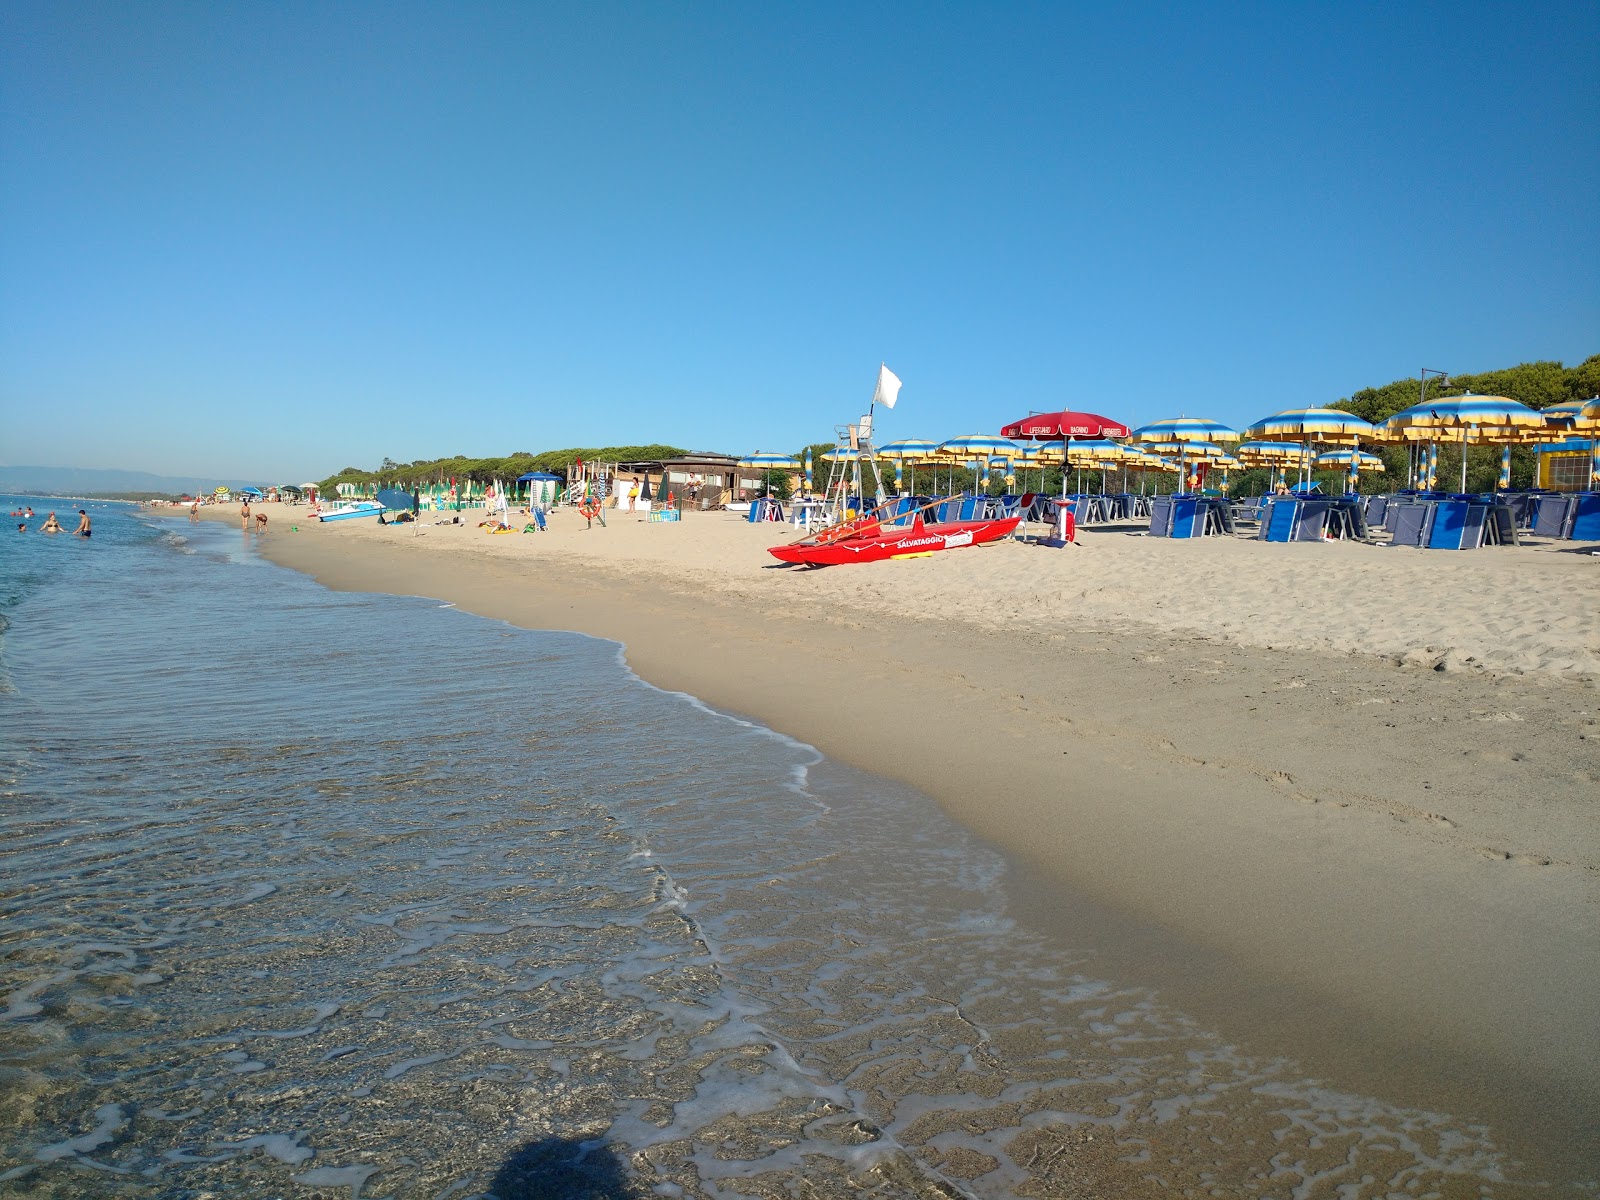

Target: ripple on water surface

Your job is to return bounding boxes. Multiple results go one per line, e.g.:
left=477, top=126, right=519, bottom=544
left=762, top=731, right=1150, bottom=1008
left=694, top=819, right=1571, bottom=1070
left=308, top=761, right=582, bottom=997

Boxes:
left=0, top=510, right=1559, bottom=1196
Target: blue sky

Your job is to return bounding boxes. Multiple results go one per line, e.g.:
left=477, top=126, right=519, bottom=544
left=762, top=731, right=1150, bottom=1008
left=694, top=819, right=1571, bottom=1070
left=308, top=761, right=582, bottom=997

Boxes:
left=2, top=2, right=1596, bottom=481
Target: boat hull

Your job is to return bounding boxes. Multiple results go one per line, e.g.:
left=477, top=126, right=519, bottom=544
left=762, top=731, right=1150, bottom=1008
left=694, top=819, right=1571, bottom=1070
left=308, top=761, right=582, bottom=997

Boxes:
left=316, top=502, right=384, bottom=522
left=769, top=517, right=1020, bottom=565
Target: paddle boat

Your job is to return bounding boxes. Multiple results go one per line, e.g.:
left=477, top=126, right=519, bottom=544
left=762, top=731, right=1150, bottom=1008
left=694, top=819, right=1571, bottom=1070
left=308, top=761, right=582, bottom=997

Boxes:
left=314, top=500, right=384, bottom=522
left=768, top=496, right=1020, bottom=565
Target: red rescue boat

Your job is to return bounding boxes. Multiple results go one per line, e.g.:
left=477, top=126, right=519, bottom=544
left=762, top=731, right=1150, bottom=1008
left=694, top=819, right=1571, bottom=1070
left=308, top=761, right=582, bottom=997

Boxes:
left=769, top=497, right=1020, bottom=566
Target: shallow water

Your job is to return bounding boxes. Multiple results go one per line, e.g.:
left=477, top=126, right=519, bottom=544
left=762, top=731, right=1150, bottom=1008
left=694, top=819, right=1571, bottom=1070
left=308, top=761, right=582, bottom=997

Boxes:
left=0, top=499, right=1574, bottom=1197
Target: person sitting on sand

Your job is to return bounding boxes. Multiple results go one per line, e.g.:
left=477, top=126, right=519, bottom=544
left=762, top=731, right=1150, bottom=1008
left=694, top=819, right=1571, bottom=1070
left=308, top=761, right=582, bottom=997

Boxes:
left=41, top=512, right=62, bottom=532
left=74, top=510, right=91, bottom=538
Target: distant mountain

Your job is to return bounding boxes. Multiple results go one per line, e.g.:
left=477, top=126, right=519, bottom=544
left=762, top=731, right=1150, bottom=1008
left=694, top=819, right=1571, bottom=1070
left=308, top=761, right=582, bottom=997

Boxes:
left=0, top=464, right=250, bottom=498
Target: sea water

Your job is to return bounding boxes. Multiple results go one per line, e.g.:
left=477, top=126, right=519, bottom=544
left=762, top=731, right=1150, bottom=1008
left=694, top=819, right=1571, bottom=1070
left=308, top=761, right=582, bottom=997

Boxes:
left=0, top=499, right=1564, bottom=1197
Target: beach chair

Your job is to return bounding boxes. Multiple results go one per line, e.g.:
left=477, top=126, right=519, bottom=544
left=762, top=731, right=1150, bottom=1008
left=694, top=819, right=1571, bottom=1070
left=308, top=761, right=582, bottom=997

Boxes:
left=1570, top=494, right=1600, bottom=541
left=1148, top=496, right=1175, bottom=536
left=1531, top=494, right=1575, bottom=539
left=1364, top=496, right=1388, bottom=526
left=1168, top=496, right=1203, bottom=538
left=1426, top=501, right=1472, bottom=549
left=1485, top=504, right=1517, bottom=545
left=1292, top=499, right=1332, bottom=541
left=1259, top=497, right=1297, bottom=542
left=1387, top=502, right=1431, bottom=547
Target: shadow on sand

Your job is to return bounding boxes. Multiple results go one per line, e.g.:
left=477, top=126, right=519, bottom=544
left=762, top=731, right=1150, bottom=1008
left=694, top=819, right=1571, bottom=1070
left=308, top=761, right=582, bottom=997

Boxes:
left=487, top=1136, right=633, bottom=1199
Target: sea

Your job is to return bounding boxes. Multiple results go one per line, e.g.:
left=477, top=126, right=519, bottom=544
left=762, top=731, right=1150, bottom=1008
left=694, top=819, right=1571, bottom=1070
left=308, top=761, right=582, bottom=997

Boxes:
left=0, top=497, right=1570, bottom=1198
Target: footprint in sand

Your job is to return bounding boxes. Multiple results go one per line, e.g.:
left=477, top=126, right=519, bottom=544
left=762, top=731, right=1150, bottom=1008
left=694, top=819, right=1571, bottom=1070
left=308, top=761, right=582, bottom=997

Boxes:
left=1425, top=813, right=1455, bottom=829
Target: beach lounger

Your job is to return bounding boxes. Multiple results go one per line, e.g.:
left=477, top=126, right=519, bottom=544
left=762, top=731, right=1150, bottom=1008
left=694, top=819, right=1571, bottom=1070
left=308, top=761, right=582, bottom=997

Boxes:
left=1168, top=496, right=1203, bottom=538
left=1364, top=496, right=1388, bottom=526
left=1259, top=497, right=1297, bottom=541
left=1532, top=494, right=1575, bottom=539
left=1570, top=493, right=1600, bottom=541
left=1148, top=496, right=1174, bottom=536
left=1426, top=501, right=1473, bottom=549
left=1388, top=502, right=1431, bottom=547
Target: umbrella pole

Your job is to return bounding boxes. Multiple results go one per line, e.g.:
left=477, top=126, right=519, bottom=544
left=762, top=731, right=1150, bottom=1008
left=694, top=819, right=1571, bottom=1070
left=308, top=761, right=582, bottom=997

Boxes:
left=1461, top=427, right=1469, bottom=494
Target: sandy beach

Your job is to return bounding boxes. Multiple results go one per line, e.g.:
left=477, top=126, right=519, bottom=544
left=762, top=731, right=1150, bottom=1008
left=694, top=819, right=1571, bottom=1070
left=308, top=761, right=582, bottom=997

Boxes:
left=222, top=501, right=1599, bottom=1180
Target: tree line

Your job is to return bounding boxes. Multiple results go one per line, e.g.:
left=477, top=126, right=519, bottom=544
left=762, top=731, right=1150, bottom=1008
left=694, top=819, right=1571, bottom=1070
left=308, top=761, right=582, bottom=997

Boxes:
left=318, top=445, right=690, bottom=494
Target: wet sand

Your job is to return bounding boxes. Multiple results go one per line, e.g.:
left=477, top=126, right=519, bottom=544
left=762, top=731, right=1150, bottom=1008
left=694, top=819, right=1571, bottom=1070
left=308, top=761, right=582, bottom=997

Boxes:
left=231, top=504, right=1599, bottom=1182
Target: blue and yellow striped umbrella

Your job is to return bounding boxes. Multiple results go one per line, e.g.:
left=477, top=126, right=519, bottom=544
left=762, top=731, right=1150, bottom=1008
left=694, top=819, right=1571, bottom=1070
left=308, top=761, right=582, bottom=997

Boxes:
left=877, top=438, right=942, bottom=460
left=1314, top=448, right=1384, bottom=491
left=738, top=451, right=802, bottom=469
left=1244, top=408, right=1374, bottom=444
left=937, top=433, right=1023, bottom=459
left=1130, top=417, right=1240, bottom=444
left=1235, top=441, right=1315, bottom=467
left=1388, top=394, right=1546, bottom=432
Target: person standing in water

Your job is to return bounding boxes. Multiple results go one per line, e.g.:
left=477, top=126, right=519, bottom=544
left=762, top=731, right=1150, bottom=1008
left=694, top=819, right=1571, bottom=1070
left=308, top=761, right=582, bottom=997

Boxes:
left=74, top=510, right=91, bottom=538
left=41, top=512, right=62, bottom=532
left=190, top=498, right=200, bottom=522
left=241, top=499, right=251, bottom=530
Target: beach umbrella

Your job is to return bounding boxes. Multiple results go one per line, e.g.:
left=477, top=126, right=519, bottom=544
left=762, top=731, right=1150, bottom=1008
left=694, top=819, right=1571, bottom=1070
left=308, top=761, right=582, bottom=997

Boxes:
left=1236, top=441, right=1314, bottom=489
left=937, top=434, right=1022, bottom=460
left=878, top=438, right=940, bottom=494
left=1314, top=449, right=1385, bottom=492
left=1243, top=408, right=1376, bottom=490
left=802, top=448, right=814, bottom=491
left=1244, top=407, right=1375, bottom=445
left=1131, top=418, right=1239, bottom=495
left=738, top=452, right=802, bottom=469
left=1000, top=409, right=1131, bottom=440
left=1389, top=394, right=1549, bottom=492
left=1569, top=398, right=1600, bottom=488
left=937, top=435, right=1021, bottom=495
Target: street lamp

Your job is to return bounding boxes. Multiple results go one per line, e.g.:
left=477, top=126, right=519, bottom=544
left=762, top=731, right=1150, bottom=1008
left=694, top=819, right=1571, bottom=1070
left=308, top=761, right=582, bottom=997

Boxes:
left=1415, top=368, right=1450, bottom=488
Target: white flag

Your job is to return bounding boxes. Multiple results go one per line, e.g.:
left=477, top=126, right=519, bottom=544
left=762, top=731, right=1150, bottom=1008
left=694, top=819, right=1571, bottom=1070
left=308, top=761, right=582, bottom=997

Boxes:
left=872, top=363, right=902, bottom=409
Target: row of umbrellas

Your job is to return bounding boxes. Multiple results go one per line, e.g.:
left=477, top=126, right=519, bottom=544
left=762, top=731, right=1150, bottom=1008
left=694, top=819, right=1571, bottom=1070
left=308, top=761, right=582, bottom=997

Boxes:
left=742, top=395, right=1600, bottom=496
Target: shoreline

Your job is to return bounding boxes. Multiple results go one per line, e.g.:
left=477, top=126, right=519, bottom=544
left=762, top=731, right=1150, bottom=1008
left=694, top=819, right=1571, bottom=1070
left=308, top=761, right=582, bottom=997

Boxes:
left=214, top=506, right=1598, bottom=1180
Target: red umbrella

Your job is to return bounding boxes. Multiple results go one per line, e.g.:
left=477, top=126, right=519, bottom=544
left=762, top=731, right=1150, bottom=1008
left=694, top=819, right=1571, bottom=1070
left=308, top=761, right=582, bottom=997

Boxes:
left=1001, top=410, right=1130, bottom=440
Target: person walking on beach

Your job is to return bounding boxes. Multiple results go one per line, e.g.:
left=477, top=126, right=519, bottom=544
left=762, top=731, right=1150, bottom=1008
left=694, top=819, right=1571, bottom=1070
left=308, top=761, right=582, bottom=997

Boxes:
left=190, top=498, right=200, bottom=522
left=241, top=499, right=251, bottom=530
left=74, top=510, right=91, bottom=538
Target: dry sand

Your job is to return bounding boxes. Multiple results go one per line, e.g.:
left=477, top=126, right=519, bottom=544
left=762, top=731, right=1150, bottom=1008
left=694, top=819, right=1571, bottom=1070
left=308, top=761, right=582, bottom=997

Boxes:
left=222, top=500, right=1599, bottom=1179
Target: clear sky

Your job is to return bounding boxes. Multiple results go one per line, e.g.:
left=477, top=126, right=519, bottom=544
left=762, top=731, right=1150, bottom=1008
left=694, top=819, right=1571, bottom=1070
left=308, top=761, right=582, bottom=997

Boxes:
left=2, top=2, right=1596, bottom=482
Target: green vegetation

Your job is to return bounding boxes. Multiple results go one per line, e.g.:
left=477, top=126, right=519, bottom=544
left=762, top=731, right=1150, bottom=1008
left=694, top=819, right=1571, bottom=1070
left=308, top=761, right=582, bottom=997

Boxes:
left=318, top=445, right=689, bottom=494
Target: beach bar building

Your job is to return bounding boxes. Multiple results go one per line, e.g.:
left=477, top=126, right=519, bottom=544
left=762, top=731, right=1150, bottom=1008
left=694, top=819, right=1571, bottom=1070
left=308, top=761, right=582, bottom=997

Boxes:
left=1535, top=438, right=1599, bottom=491
left=615, top=452, right=763, bottom=506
